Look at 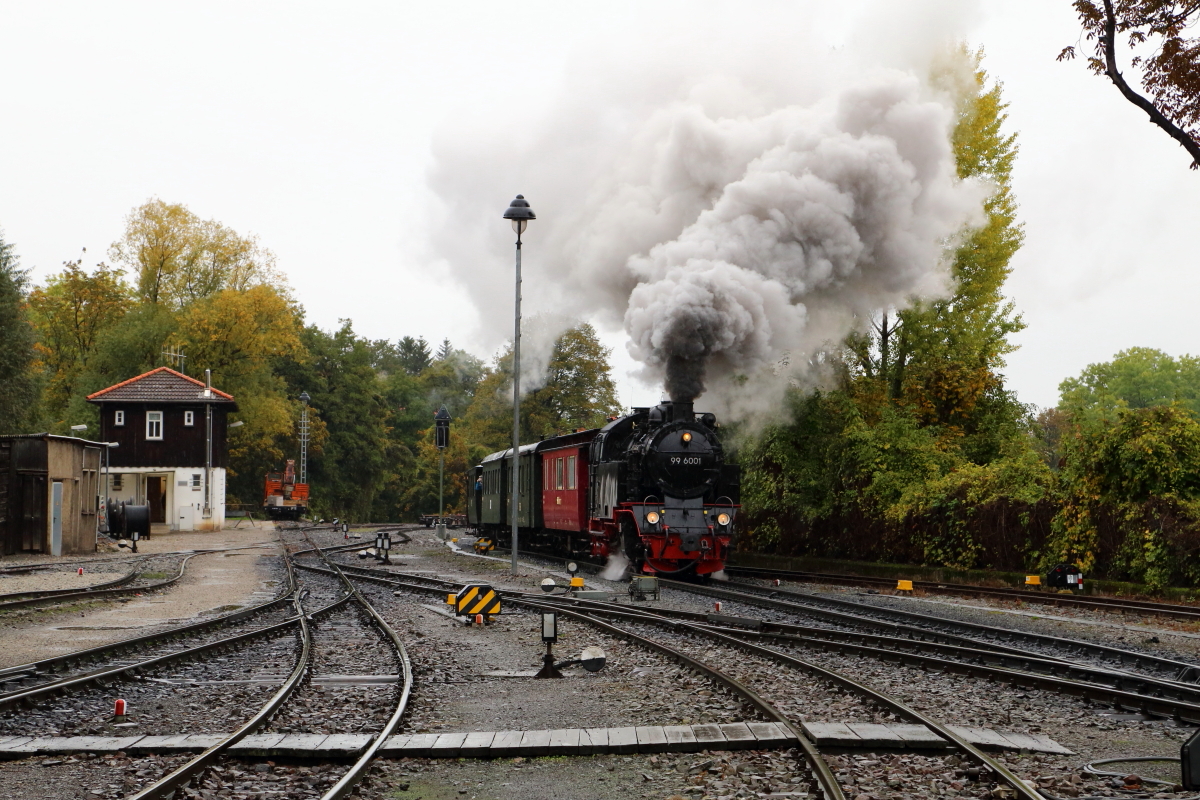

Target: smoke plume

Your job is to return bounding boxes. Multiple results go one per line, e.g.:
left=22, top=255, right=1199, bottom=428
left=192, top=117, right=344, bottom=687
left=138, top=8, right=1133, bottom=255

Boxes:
left=623, top=76, right=986, bottom=402
left=427, top=6, right=988, bottom=418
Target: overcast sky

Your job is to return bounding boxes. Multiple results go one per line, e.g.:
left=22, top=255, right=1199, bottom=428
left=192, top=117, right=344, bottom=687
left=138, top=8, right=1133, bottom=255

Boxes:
left=1, top=1, right=1195, bottom=413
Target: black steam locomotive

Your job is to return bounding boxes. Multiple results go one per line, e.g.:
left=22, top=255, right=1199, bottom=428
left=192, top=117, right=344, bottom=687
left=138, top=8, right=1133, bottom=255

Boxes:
left=467, top=399, right=739, bottom=576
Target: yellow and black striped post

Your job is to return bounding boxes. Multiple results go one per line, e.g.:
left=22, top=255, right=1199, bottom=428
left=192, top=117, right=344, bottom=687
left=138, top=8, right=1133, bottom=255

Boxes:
left=455, top=584, right=501, bottom=619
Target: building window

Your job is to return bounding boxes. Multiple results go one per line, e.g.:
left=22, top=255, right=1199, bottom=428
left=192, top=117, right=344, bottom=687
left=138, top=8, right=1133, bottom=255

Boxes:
left=112, top=473, right=123, bottom=491
left=184, top=410, right=194, bottom=427
left=567, top=455, right=576, bottom=490
left=192, top=474, right=201, bottom=490
left=146, top=411, right=163, bottom=440
left=114, top=410, right=125, bottom=426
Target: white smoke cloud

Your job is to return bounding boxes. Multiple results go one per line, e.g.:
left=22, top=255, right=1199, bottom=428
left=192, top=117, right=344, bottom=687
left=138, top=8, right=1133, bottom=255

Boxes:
left=427, top=1, right=987, bottom=420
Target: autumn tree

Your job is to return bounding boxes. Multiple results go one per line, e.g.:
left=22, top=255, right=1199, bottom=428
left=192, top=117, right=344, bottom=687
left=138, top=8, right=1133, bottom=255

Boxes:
left=1060, top=1, right=1200, bottom=169
left=0, top=230, right=39, bottom=434
left=845, top=48, right=1027, bottom=463
left=524, top=323, right=621, bottom=437
left=27, top=261, right=129, bottom=426
left=109, top=199, right=284, bottom=308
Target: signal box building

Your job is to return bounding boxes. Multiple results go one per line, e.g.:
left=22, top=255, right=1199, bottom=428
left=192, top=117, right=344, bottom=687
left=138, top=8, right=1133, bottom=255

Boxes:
left=0, top=433, right=104, bottom=556
left=87, top=367, right=236, bottom=532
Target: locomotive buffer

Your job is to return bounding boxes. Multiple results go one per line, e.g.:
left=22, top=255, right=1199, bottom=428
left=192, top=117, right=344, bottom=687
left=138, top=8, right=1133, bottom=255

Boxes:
left=447, top=583, right=502, bottom=621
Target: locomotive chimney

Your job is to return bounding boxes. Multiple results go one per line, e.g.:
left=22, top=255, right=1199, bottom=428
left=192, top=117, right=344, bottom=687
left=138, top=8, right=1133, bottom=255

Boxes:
left=669, top=398, right=694, bottom=422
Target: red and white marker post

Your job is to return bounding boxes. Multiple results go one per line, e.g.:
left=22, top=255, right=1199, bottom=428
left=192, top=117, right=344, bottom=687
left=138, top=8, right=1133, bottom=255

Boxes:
left=713, top=602, right=722, bottom=613
left=114, top=699, right=127, bottom=718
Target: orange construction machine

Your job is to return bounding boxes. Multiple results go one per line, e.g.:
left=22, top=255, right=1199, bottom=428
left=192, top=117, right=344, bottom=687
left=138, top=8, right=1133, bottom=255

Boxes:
left=263, top=459, right=309, bottom=520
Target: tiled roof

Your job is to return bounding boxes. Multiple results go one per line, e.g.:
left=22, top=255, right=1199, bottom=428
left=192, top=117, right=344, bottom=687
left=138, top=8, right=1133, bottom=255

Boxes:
left=86, top=367, right=235, bottom=404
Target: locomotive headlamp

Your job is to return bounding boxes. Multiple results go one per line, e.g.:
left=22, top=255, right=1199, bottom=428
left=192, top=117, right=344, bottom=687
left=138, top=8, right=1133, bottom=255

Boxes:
left=717, top=512, right=731, bottom=526
left=646, top=511, right=661, bottom=525
left=681, top=432, right=692, bottom=443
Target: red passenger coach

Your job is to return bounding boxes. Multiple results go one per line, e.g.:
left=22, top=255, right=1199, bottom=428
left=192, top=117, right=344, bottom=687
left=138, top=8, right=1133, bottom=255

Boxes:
left=541, top=445, right=586, bottom=531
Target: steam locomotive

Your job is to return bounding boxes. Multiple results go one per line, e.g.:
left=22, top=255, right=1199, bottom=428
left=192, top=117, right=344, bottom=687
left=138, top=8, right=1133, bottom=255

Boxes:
left=467, top=400, right=740, bottom=577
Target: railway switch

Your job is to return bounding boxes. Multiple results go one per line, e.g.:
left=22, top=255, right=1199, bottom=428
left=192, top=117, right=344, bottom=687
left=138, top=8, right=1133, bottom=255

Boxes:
left=1025, top=575, right=1041, bottom=587
left=896, top=580, right=914, bottom=593
left=569, top=576, right=585, bottom=589
left=629, top=576, right=660, bottom=601
left=536, top=612, right=563, bottom=679
left=454, top=583, right=501, bottom=619
left=1183, top=728, right=1200, bottom=789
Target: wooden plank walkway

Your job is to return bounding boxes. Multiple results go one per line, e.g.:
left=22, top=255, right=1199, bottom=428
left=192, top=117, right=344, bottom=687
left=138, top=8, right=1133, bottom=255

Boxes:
left=0, top=722, right=1071, bottom=759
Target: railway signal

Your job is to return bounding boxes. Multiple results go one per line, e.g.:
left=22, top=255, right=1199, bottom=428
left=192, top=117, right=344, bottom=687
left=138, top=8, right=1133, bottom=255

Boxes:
left=435, top=405, right=451, bottom=540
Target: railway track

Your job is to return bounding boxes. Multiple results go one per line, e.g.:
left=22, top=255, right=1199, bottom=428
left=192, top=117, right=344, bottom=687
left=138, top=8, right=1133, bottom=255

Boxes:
left=329, top=552, right=1051, bottom=799
left=0, top=555, right=195, bottom=613
left=727, top=564, right=1200, bottom=622
left=0, top=531, right=413, bottom=800
left=689, top=579, right=1200, bottom=681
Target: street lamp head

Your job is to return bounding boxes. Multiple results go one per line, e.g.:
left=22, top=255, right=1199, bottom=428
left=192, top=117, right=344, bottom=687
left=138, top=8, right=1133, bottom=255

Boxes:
left=299, top=391, right=311, bottom=404
left=503, top=194, right=535, bottom=234
left=228, top=420, right=244, bottom=428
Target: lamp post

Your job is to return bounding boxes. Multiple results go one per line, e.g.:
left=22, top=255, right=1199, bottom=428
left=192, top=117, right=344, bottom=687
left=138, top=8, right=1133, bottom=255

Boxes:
left=502, top=194, right=535, bottom=576
left=299, top=392, right=311, bottom=485
left=434, top=405, right=451, bottom=540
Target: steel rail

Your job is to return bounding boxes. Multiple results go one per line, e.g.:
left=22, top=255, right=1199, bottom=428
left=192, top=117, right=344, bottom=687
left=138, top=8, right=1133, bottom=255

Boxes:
left=726, top=565, right=1200, bottom=622
left=0, top=552, right=199, bottom=613
left=0, top=589, right=349, bottom=712
left=128, top=557, right=314, bottom=800
left=303, top=537, right=413, bottom=800
left=540, top=599, right=1044, bottom=800
left=0, top=592, right=297, bottom=693
left=0, top=565, right=141, bottom=602
left=339, top=559, right=1200, bottom=729
left=665, top=578, right=1200, bottom=681
left=321, top=558, right=843, bottom=799
left=522, top=597, right=847, bottom=800
left=331, top=561, right=1051, bottom=796
left=528, top=591, right=1200, bottom=726
left=520, top=591, right=1200, bottom=707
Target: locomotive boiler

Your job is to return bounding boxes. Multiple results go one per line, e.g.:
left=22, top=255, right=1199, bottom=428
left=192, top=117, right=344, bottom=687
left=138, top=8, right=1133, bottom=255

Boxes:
left=468, top=399, right=739, bottom=577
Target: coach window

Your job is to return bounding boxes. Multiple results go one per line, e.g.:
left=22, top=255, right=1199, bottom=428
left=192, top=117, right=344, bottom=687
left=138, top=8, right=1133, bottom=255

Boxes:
left=114, top=410, right=125, bottom=426
left=567, top=455, right=576, bottom=489
left=146, top=411, right=163, bottom=440
left=555, top=457, right=564, bottom=490
left=184, top=410, right=194, bottom=427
